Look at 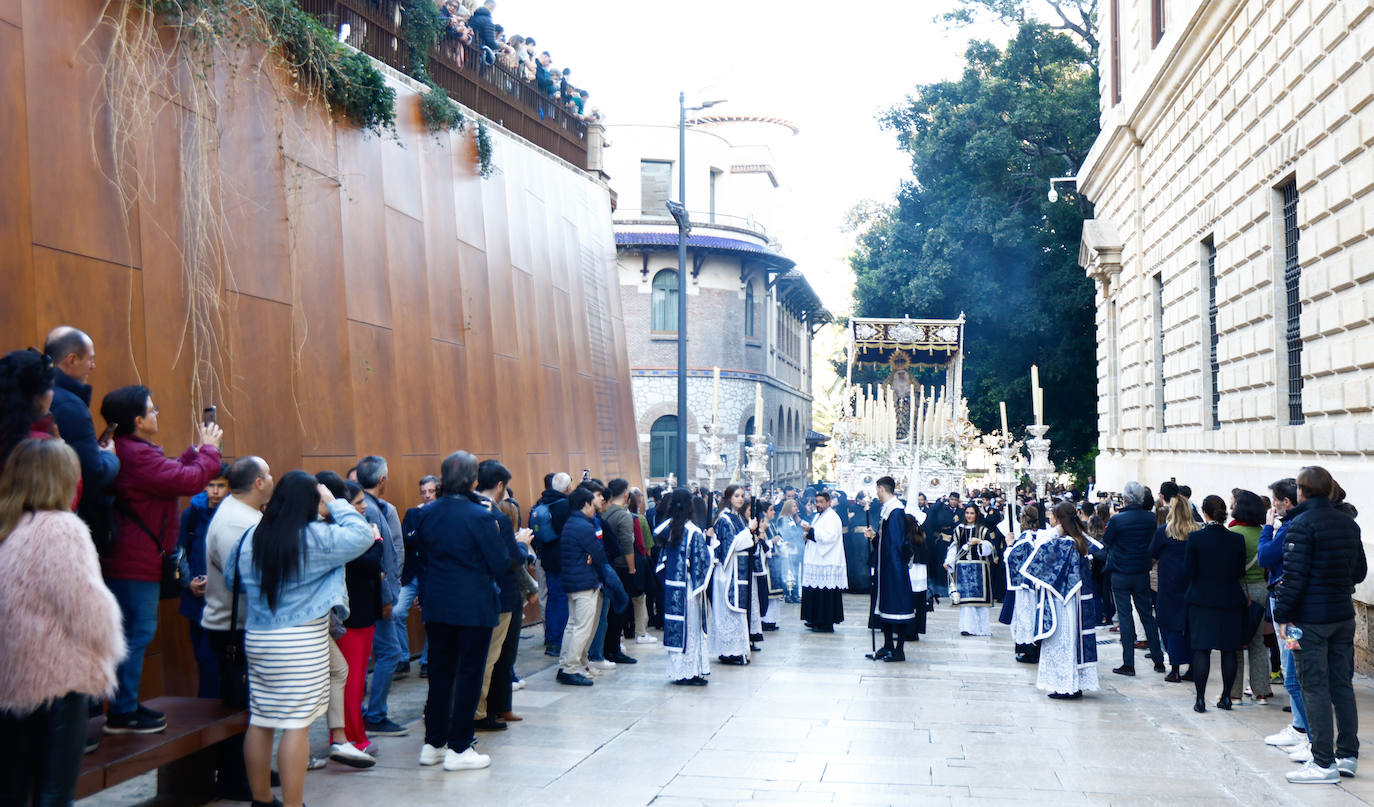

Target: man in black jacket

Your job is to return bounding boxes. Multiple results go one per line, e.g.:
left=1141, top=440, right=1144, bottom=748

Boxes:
left=1101, top=480, right=1164, bottom=675
left=1274, top=466, right=1367, bottom=784
left=44, top=326, right=120, bottom=543
left=468, top=1, right=500, bottom=57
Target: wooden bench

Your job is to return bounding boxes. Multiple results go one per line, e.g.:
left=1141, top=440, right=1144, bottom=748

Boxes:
left=77, top=696, right=248, bottom=805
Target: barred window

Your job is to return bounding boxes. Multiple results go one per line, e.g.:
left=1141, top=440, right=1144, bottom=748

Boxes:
left=1280, top=180, right=1303, bottom=425
left=1206, top=238, right=1220, bottom=430
left=1154, top=273, right=1166, bottom=433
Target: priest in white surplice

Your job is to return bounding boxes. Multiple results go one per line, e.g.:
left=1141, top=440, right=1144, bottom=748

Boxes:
left=800, top=490, right=847, bottom=632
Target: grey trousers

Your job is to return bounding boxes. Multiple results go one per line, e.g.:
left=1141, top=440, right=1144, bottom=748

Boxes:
left=1294, top=618, right=1359, bottom=768
left=1230, top=581, right=1273, bottom=699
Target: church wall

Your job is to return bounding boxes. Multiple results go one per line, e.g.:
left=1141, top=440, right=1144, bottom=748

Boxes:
left=1080, top=0, right=1374, bottom=666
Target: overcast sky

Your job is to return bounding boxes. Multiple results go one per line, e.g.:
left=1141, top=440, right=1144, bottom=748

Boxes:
left=498, top=0, right=1008, bottom=314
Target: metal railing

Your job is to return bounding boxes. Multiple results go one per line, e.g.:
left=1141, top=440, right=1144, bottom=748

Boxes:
left=299, top=0, right=589, bottom=168
left=614, top=209, right=769, bottom=240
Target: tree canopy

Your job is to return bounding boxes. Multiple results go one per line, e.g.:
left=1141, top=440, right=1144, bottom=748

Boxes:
left=849, top=21, right=1100, bottom=475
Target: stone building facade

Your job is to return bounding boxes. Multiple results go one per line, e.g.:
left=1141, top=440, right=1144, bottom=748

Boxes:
left=604, top=118, right=828, bottom=490
left=1077, top=0, right=1374, bottom=663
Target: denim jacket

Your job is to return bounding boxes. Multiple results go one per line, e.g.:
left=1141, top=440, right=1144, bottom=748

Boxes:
left=228, top=500, right=374, bottom=632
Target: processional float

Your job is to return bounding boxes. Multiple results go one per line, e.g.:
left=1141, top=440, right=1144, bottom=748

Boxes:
left=834, top=316, right=977, bottom=501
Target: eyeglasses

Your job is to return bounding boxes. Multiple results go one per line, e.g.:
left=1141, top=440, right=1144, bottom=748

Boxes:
left=146, top=407, right=159, bottom=416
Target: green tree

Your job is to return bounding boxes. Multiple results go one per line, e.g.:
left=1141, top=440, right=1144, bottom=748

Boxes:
left=849, top=22, right=1100, bottom=469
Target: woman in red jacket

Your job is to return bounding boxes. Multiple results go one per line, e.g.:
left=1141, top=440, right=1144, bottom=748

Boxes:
left=98, top=385, right=223, bottom=735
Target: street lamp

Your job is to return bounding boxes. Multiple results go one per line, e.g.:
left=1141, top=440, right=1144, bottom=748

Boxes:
left=669, top=93, right=725, bottom=488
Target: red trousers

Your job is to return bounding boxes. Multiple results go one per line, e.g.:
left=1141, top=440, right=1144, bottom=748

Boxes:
left=335, top=626, right=375, bottom=747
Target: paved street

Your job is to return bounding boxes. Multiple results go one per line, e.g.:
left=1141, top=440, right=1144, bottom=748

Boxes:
left=87, top=596, right=1374, bottom=806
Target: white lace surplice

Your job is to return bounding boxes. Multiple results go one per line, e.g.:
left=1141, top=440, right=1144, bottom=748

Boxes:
left=666, top=585, right=711, bottom=680
left=1035, top=594, right=1100, bottom=695
left=709, top=570, right=750, bottom=658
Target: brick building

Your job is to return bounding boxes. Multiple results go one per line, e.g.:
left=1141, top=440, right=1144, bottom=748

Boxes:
left=1077, top=1, right=1374, bottom=661
left=604, top=116, right=829, bottom=489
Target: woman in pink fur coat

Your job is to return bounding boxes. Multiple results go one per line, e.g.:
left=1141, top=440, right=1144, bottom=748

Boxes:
left=0, top=438, right=126, bottom=806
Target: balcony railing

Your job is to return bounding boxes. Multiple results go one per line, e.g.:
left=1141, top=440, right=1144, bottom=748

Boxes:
left=614, top=209, right=769, bottom=241
left=299, top=0, right=590, bottom=168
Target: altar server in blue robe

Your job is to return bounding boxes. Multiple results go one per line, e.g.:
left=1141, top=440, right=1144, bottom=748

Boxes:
left=946, top=505, right=996, bottom=636
left=1021, top=501, right=1101, bottom=700
left=864, top=477, right=921, bottom=661
left=1000, top=505, right=1044, bottom=663
left=710, top=485, right=756, bottom=666
left=655, top=488, right=715, bottom=686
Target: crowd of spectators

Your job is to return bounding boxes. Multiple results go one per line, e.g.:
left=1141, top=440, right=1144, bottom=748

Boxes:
left=436, top=0, right=598, bottom=122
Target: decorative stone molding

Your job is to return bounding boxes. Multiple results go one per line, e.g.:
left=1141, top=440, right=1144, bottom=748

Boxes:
left=1079, top=217, right=1124, bottom=299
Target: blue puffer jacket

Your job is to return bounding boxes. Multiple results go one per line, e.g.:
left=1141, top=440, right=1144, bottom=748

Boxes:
left=560, top=511, right=607, bottom=593
left=176, top=492, right=217, bottom=621
left=1274, top=497, right=1367, bottom=625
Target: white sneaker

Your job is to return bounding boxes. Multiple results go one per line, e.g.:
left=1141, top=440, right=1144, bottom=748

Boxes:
left=329, top=742, right=376, bottom=768
left=443, top=746, right=491, bottom=771
left=635, top=634, right=658, bottom=645
left=512, top=679, right=526, bottom=691
left=1286, top=760, right=1339, bottom=784
left=1266, top=725, right=1306, bottom=747
left=419, top=743, right=445, bottom=766
left=1336, top=757, right=1357, bottom=777
left=590, top=658, right=616, bottom=670
left=582, top=665, right=600, bottom=678
left=1289, top=743, right=1313, bottom=763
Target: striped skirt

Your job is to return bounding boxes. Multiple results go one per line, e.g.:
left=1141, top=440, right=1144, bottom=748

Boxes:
left=245, top=617, right=330, bottom=729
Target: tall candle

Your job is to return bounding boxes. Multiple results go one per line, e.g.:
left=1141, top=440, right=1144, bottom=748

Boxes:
left=1031, top=364, right=1039, bottom=398
left=909, top=389, right=917, bottom=446
left=1034, top=386, right=1044, bottom=426
left=999, top=401, right=1009, bottom=440
left=711, top=367, right=721, bottom=422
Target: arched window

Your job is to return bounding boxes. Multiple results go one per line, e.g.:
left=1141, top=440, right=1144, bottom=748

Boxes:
left=649, top=415, right=678, bottom=478
left=744, top=282, right=756, bottom=337
left=651, top=270, right=678, bottom=332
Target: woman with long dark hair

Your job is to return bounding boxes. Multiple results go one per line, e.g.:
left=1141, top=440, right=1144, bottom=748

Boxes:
left=0, top=349, right=57, bottom=471
left=230, top=470, right=374, bottom=807
left=710, top=484, right=756, bottom=665
left=945, top=504, right=997, bottom=636
left=1184, top=495, right=1246, bottom=713
left=1022, top=501, right=1101, bottom=700
left=656, top=488, right=714, bottom=685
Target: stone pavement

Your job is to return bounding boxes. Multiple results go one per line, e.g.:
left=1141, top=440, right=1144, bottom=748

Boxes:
left=84, top=596, right=1374, bottom=806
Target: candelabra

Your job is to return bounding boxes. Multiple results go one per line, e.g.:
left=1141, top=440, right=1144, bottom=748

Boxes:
left=1024, top=423, right=1055, bottom=502
left=744, top=433, right=771, bottom=491
left=995, top=439, right=1020, bottom=532
left=697, top=420, right=726, bottom=490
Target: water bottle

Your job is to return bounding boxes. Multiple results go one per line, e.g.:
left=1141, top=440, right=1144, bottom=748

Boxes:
left=1284, top=625, right=1303, bottom=651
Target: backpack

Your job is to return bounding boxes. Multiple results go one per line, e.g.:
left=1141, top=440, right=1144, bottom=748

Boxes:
left=529, top=501, right=555, bottom=546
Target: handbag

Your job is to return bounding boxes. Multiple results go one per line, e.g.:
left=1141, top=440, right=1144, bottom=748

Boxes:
left=220, top=528, right=252, bottom=709
left=119, top=501, right=181, bottom=599
left=1241, top=599, right=1267, bottom=644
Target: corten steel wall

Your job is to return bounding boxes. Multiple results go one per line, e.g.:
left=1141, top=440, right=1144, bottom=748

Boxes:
left=0, top=0, right=640, bottom=696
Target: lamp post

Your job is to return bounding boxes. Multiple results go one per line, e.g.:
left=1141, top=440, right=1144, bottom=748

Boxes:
left=668, top=93, right=725, bottom=488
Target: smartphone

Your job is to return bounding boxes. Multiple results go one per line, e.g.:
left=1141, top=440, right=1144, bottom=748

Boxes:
left=202, top=406, right=217, bottom=426
left=581, top=469, right=590, bottom=482
left=98, top=422, right=115, bottom=444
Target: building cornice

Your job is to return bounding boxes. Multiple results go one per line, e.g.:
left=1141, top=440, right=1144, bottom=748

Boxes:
left=1079, top=0, right=1246, bottom=198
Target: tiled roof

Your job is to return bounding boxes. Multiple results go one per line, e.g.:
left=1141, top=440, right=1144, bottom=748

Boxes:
left=614, top=232, right=795, bottom=269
